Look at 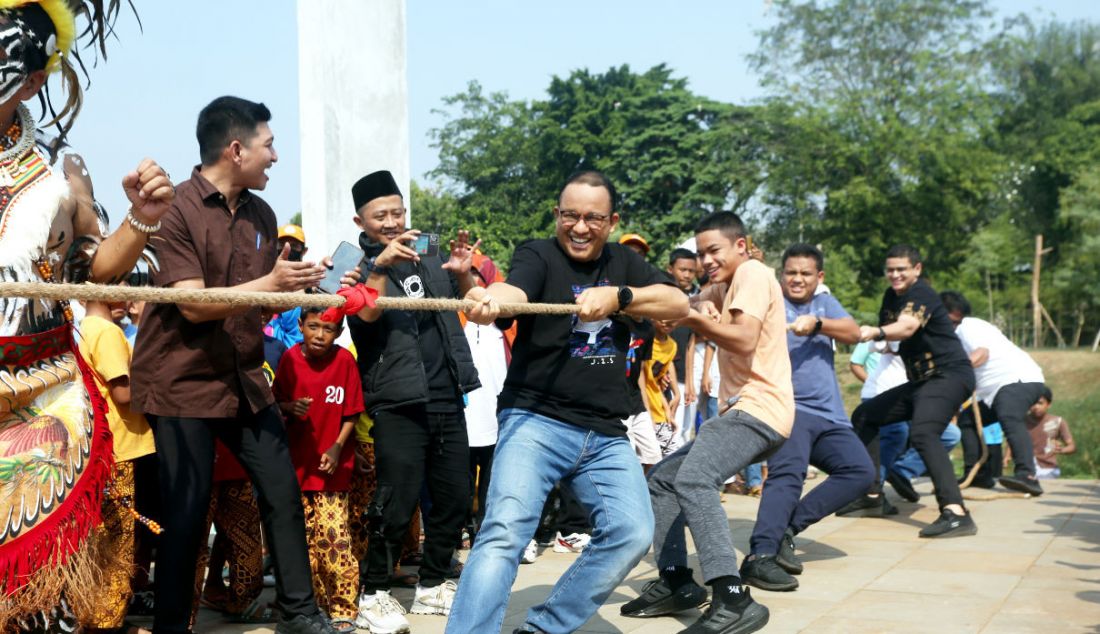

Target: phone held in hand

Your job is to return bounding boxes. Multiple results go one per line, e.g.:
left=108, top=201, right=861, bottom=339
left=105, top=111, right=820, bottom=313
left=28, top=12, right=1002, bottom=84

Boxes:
left=412, top=233, right=440, bottom=258
left=318, top=241, right=365, bottom=294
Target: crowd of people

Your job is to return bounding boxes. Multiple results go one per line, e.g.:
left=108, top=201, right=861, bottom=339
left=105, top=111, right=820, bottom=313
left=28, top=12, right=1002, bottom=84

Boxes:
left=0, top=5, right=1077, bottom=632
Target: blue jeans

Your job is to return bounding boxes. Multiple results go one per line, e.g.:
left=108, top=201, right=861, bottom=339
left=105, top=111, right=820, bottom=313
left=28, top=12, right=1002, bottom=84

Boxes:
left=445, top=408, right=653, bottom=634
left=743, top=462, right=763, bottom=488
left=878, top=421, right=910, bottom=480
left=892, top=423, right=961, bottom=479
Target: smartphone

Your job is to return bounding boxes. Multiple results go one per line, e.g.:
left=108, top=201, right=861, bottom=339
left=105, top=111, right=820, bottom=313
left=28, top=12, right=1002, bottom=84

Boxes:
left=318, top=241, right=365, bottom=294
left=412, top=233, right=440, bottom=258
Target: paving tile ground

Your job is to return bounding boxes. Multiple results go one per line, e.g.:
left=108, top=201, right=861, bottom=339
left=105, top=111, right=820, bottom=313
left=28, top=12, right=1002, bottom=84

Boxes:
left=175, top=478, right=1099, bottom=633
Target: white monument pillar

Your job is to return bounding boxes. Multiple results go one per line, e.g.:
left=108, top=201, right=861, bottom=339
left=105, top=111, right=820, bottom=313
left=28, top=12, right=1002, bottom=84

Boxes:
left=297, top=0, right=410, bottom=258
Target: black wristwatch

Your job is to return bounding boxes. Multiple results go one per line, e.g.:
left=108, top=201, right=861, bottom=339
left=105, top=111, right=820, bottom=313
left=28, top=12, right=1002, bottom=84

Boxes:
left=617, top=286, right=634, bottom=312
left=811, top=317, right=823, bottom=335
left=365, top=257, right=390, bottom=276
left=873, top=327, right=887, bottom=341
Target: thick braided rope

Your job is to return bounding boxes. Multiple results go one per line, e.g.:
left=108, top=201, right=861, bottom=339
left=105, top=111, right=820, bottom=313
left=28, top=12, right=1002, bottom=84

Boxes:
left=0, top=282, right=581, bottom=315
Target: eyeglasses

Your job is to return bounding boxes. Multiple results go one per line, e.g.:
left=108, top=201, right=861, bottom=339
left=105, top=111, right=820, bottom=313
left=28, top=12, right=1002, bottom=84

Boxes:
left=558, top=210, right=610, bottom=229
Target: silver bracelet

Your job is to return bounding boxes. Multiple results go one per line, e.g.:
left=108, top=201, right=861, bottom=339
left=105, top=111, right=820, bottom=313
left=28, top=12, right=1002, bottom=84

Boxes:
left=126, top=209, right=161, bottom=234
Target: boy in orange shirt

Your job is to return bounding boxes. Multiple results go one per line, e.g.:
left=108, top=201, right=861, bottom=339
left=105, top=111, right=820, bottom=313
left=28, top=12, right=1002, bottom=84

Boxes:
left=79, top=299, right=157, bottom=634
left=274, top=309, right=365, bottom=633
left=623, top=212, right=793, bottom=634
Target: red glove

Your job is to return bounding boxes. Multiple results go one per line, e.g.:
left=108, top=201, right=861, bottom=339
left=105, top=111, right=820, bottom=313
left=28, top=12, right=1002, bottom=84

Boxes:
left=320, top=284, right=378, bottom=323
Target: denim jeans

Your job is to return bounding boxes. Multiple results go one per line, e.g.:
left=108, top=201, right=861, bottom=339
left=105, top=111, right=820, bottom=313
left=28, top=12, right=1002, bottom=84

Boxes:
left=742, top=462, right=764, bottom=488
left=445, top=408, right=653, bottom=634
left=892, top=422, right=961, bottom=479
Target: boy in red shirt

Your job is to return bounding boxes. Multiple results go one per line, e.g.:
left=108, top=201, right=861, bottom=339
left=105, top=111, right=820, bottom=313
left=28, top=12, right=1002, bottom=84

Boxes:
left=275, top=308, right=365, bottom=632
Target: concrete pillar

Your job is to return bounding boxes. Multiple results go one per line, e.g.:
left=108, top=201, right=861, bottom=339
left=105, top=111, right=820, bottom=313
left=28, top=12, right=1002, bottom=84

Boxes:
left=297, top=0, right=410, bottom=258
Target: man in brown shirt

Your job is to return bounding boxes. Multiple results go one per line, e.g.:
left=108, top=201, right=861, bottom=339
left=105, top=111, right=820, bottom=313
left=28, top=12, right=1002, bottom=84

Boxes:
left=131, top=96, right=338, bottom=634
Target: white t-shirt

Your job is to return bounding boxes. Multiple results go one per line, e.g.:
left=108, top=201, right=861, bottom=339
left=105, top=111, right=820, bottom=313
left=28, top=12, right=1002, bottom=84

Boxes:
left=954, top=317, right=1044, bottom=406
left=693, top=339, right=721, bottom=399
left=462, top=321, right=508, bottom=447
left=864, top=345, right=907, bottom=399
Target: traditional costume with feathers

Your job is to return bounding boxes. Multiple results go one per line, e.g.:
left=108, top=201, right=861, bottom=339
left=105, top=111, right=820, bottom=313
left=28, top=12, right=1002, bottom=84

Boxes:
left=0, top=2, right=143, bottom=630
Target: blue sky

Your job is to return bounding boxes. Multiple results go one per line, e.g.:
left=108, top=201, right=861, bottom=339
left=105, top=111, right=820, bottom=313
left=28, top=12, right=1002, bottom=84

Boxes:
left=59, top=1, right=1098, bottom=229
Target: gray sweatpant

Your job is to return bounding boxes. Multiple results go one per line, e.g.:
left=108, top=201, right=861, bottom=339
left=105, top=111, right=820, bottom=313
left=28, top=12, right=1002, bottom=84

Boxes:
left=648, top=408, right=785, bottom=583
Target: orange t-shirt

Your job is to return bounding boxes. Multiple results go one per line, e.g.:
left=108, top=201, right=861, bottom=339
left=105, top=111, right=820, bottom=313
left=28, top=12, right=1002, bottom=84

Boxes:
left=700, top=259, right=794, bottom=437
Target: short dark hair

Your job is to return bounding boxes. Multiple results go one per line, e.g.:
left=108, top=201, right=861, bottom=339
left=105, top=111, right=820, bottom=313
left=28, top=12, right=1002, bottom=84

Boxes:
left=558, top=170, right=617, bottom=210
left=886, top=244, right=923, bottom=267
left=781, top=243, right=824, bottom=272
left=694, top=211, right=746, bottom=243
left=197, top=96, right=272, bottom=166
left=300, top=306, right=344, bottom=329
left=1040, top=385, right=1053, bottom=403
left=669, top=248, right=696, bottom=266
left=940, top=291, right=972, bottom=316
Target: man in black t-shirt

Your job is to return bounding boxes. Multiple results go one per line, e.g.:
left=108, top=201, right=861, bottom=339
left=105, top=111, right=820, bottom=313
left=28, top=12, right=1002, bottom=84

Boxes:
left=446, top=171, right=688, bottom=634
left=848, top=244, right=978, bottom=538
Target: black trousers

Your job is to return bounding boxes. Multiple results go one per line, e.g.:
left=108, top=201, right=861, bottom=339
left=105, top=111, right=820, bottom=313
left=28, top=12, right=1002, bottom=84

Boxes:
left=958, top=402, right=1004, bottom=487
left=991, top=382, right=1045, bottom=477
left=852, top=370, right=975, bottom=510
left=148, top=406, right=316, bottom=633
left=362, top=405, right=470, bottom=590
left=468, top=444, right=495, bottom=535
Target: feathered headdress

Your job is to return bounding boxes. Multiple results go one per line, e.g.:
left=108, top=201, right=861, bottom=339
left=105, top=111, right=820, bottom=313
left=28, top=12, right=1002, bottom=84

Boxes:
left=0, top=1, right=138, bottom=155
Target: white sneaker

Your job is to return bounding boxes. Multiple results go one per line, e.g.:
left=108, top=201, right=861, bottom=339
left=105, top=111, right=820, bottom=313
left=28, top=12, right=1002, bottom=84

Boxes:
left=521, top=539, right=539, bottom=564
left=410, top=579, right=458, bottom=616
left=553, top=531, right=591, bottom=553
left=355, top=590, right=410, bottom=633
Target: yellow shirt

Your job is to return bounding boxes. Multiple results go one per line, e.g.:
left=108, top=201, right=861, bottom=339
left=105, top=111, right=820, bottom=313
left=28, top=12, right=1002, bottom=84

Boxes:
left=643, top=335, right=677, bottom=423
left=702, top=260, right=794, bottom=437
left=80, top=315, right=156, bottom=462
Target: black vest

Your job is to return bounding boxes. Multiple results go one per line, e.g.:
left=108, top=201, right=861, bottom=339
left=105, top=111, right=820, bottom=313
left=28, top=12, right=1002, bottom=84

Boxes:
left=347, top=235, right=480, bottom=413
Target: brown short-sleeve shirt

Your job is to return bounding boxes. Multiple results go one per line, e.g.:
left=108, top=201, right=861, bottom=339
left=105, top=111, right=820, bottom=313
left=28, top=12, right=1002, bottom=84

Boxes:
left=131, top=167, right=279, bottom=418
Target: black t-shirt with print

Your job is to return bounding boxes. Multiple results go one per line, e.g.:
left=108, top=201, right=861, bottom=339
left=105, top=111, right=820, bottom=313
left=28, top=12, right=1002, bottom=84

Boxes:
left=498, top=239, right=673, bottom=436
left=878, top=277, right=971, bottom=381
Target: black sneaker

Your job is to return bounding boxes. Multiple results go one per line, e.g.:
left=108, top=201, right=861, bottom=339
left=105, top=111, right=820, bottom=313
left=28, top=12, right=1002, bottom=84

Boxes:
left=621, top=576, right=708, bottom=617
left=740, top=555, right=798, bottom=592
left=998, top=475, right=1043, bottom=496
left=918, top=508, right=977, bottom=538
left=679, top=588, right=769, bottom=634
left=775, top=528, right=802, bottom=575
left=886, top=470, right=920, bottom=503
left=275, top=612, right=338, bottom=634
left=835, top=494, right=898, bottom=517
left=513, top=627, right=544, bottom=634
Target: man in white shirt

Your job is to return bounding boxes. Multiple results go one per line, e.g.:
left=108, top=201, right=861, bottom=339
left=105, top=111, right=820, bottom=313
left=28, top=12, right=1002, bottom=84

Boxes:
left=941, top=291, right=1046, bottom=496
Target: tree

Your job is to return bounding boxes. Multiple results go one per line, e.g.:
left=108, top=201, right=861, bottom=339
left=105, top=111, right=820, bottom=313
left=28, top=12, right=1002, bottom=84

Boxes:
left=429, top=65, right=771, bottom=264
left=750, top=0, right=1013, bottom=294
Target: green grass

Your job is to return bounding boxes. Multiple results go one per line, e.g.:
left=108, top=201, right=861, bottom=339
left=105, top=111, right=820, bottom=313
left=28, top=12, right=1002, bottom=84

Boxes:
left=835, top=349, right=1099, bottom=479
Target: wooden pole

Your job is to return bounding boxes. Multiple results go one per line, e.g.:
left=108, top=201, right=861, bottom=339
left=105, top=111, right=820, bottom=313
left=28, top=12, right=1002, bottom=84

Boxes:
left=1040, top=304, right=1067, bottom=348
left=1032, top=235, right=1042, bottom=348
